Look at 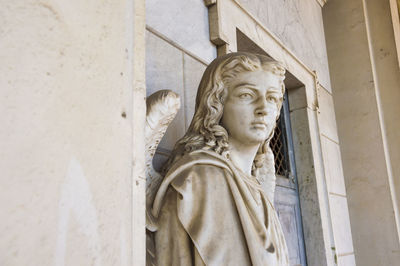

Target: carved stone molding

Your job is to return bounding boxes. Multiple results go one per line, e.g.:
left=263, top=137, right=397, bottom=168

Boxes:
left=204, top=0, right=319, bottom=111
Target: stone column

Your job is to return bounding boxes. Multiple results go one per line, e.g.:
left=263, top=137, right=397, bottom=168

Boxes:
left=323, top=0, right=400, bottom=265
left=0, top=0, right=146, bottom=264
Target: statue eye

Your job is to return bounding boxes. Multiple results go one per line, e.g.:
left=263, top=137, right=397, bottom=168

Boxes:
left=267, top=95, right=278, bottom=103
left=239, top=93, right=253, bottom=99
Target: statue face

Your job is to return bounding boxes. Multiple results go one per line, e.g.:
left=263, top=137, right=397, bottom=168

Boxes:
left=221, top=70, right=282, bottom=146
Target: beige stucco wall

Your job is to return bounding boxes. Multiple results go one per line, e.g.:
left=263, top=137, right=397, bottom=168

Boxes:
left=365, top=0, right=400, bottom=222
left=323, top=0, right=400, bottom=265
left=0, top=0, right=145, bottom=265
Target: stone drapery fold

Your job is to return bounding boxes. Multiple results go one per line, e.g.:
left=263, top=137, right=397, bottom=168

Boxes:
left=152, top=150, right=289, bottom=266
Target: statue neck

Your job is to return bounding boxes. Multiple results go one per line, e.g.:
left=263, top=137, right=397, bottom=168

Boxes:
left=228, top=138, right=260, bottom=176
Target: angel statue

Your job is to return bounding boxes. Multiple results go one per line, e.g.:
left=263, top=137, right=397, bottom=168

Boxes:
left=145, top=52, right=289, bottom=266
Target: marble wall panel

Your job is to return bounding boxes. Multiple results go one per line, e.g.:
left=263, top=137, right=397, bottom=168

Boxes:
left=317, top=87, right=339, bottom=142
left=146, top=30, right=186, bottom=151
left=288, top=86, right=308, bottom=111
left=146, top=0, right=217, bottom=63
left=320, top=137, right=346, bottom=196
left=237, top=0, right=332, bottom=92
left=183, top=54, right=207, bottom=129
left=289, top=107, right=333, bottom=266
left=329, top=195, right=354, bottom=256
left=337, top=253, right=356, bottom=266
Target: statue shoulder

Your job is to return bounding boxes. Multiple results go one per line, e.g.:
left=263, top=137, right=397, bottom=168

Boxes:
left=169, top=151, right=231, bottom=191
left=151, top=150, right=232, bottom=219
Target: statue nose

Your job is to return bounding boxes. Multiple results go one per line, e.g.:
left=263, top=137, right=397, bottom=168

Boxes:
left=255, top=98, right=268, bottom=116
left=256, top=107, right=268, bottom=116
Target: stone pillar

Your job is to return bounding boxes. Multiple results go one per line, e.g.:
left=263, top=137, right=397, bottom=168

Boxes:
left=323, top=0, right=400, bottom=265
left=0, top=0, right=146, bottom=264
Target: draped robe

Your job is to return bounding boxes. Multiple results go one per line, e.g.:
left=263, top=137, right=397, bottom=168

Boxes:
left=151, top=150, right=289, bottom=266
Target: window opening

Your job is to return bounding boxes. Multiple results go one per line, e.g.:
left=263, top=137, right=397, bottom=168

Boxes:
left=270, top=93, right=291, bottom=179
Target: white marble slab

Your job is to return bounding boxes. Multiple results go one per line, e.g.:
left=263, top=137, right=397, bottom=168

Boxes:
left=337, top=253, right=356, bottom=266
left=320, top=136, right=346, bottom=196
left=146, top=30, right=186, bottom=151
left=237, top=0, right=332, bottom=92
left=329, top=195, right=354, bottom=256
left=318, top=87, right=339, bottom=142
left=146, top=0, right=217, bottom=63
left=183, top=54, right=207, bottom=129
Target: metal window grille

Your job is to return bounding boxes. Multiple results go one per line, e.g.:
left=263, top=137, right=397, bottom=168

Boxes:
left=270, top=102, right=291, bottom=178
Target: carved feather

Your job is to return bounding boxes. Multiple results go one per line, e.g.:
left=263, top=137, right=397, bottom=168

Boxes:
left=145, top=90, right=181, bottom=169
left=145, top=90, right=180, bottom=266
left=145, top=90, right=180, bottom=223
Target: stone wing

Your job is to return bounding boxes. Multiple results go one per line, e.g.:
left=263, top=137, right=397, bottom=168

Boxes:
left=145, top=90, right=180, bottom=266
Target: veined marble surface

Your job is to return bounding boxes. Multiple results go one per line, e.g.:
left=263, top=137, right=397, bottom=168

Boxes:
left=146, top=0, right=217, bottom=64
left=237, top=0, right=332, bottom=92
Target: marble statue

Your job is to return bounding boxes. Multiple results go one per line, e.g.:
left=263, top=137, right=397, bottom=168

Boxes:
left=145, top=52, right=289, bottom=266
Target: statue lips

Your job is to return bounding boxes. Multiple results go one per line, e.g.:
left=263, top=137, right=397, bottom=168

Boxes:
left=251, top=120, right=268, bottom=130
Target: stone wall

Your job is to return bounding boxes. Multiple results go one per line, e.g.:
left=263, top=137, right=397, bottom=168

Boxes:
left=146, top=29, right=208, bottom=167
left=146, top=0, right=214, bottom=166
left=0, top=0, right=145, bottom=265
left=324, top=0, right=400, bottom=265
left=146, top=0, right=217, bottom=64
left=237, top=0, right=332, bottom=92
left=235, top=0, right=356, bottom=263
